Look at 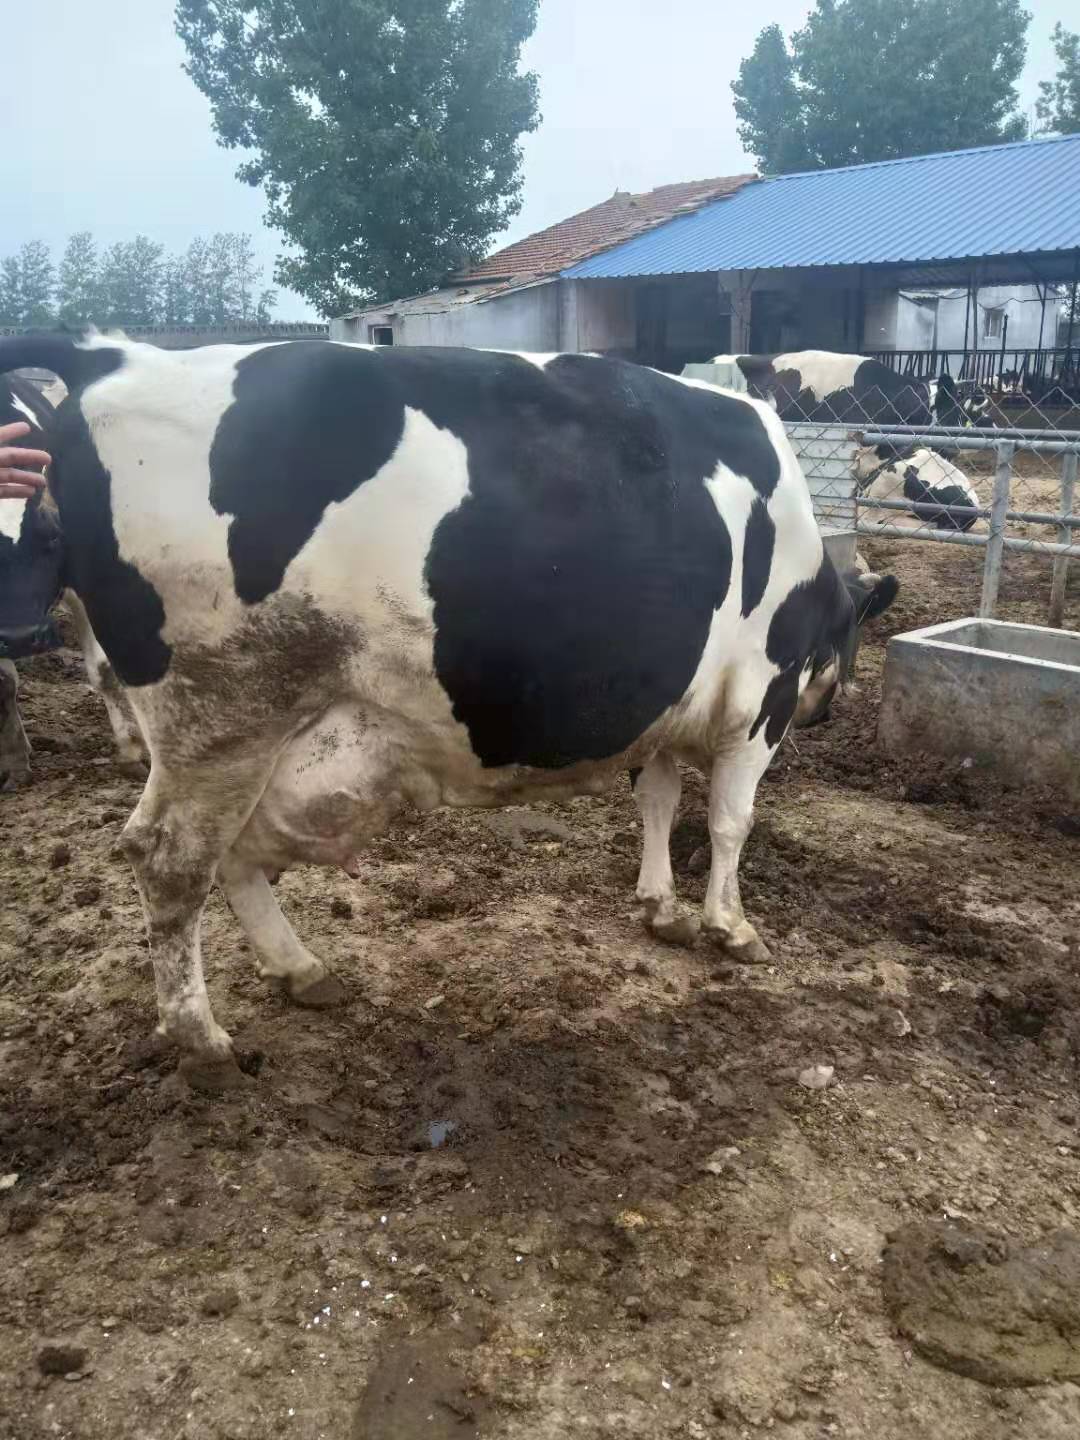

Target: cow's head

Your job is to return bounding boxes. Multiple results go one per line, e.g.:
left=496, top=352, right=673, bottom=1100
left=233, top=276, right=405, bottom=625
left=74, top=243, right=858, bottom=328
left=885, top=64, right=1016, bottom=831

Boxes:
left=0, top=492, right=65, bottom=659
left=793, top=567, right=899, bottom=729
left=934, top=373, right=992, bottom=429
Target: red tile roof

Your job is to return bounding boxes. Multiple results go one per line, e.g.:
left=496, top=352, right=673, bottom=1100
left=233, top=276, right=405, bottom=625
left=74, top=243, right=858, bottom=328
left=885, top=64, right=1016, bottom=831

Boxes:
left=455, top=175, right=757, bottom=283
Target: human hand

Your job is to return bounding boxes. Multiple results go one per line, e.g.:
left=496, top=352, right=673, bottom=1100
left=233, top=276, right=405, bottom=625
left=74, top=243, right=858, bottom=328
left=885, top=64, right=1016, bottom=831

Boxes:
left=0, top=421, right=51, bottom=500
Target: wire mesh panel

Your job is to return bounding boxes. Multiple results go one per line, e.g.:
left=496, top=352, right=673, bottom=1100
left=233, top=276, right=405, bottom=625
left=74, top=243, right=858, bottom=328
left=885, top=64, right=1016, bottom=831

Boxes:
left=777, top=374, right=1080, bottom=622
left=680, top=357, right=1080, bottom=620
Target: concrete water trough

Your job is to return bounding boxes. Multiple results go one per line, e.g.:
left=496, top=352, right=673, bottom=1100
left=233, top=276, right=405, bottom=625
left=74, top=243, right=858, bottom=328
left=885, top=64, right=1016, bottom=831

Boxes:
left=878, top=618, right=1080, bottom=802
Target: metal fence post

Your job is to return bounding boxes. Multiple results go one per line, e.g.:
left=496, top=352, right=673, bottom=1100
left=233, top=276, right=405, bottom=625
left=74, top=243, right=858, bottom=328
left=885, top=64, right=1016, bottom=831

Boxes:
left=1049, top=450, right=1079, bottom=628
left=979, top=441, right=1015, bottom=619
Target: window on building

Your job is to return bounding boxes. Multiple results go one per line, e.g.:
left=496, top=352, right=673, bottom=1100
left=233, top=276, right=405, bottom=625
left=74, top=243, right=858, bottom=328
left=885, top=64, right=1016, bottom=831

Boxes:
left=369, top=325, right=394, bottom=346
left=983, top=307, right=1005, bottom=339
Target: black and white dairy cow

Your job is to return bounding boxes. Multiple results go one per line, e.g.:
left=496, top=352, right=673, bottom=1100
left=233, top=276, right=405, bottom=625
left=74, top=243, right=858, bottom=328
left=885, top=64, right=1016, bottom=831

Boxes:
left=0, top=375, right=144, bottom=787
left=712, top=351, right=937, bottom=425
left=854, top=444, right=980, bottom=533
left=711, top=351, right=991, bottom=430
left=0, top=333, right=897, bottom=1087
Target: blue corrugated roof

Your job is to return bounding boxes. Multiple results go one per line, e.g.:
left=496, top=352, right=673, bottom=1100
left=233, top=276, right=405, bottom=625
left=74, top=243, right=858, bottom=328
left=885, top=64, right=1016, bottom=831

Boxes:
left=564, top=134, right=1080, bottom=278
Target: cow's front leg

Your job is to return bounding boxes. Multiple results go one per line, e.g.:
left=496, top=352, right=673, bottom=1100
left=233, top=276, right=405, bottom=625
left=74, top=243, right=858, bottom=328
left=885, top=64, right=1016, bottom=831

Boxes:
left=0, top=660, right=31, bottom=790
left=122, top=766, right=272, bottom=1089
left=702, top=737, right=773, bottom=963
left=217, top=854, right=347, bottom=1008
left=632, top=754, right=699, bottom=947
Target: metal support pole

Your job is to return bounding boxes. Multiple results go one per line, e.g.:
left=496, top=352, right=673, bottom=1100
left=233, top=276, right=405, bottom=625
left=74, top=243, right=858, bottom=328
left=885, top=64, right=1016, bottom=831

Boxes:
left=1049, top=450, right=1078, bottom=628
left=855, top=267, right=866, bottom=352
left=962, top=272, right=973, bottom=364
left=999, top=311, right=1008, bottom=381
left=979, top=441, right=1015, bottom=619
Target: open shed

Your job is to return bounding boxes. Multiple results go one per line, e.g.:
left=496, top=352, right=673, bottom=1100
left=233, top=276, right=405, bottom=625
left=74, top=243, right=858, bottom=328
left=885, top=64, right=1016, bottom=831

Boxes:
left=563, top=133, right=1080, bottom=394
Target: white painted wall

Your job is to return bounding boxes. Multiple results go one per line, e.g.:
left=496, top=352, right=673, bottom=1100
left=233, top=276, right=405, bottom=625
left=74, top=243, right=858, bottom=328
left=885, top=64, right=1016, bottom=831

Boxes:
left=331, top=279, right=639, bottom=355
left=887, top=285, right=1064, bottom=351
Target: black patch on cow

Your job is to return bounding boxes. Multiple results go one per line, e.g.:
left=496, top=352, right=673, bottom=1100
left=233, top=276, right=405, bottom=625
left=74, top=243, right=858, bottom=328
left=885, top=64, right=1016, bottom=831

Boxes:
left=50, top=398, right=171, bottom=687
left=209, top=344, right=408, bottom=604
left=741, top=497, right=775, bottom=617
left=423, top=352, right=749, bottom=767
left=749, top=558, right=853, bottom=748
left=206, top=346, right=781, bottom=769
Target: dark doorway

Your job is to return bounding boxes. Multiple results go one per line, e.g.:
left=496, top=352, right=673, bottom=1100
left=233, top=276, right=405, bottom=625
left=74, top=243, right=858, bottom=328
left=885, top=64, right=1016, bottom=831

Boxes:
left=633, top=277, right=730, bottom=372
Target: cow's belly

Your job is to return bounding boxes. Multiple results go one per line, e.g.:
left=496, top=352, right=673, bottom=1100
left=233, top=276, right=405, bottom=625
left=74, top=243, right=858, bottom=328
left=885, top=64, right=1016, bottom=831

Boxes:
left=233, top=698, right=661, bottom=872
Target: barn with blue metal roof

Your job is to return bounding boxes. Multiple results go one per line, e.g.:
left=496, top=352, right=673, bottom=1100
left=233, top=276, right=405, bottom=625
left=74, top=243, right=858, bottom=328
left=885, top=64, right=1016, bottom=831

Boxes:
left=563, top=133, right=1080, bottom=382
left=565, top=133, right=1080, bottom=280
left=334, top=135, right=1080, bottom=392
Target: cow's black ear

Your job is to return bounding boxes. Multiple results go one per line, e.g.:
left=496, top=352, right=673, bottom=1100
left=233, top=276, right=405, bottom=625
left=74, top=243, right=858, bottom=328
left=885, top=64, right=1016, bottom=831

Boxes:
left=847, top=572, right=899, bottom=623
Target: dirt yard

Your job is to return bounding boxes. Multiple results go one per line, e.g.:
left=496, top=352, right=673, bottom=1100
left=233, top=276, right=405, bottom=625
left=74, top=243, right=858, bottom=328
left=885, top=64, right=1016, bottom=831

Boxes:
left=2, top=538, right=1080, bottom=1440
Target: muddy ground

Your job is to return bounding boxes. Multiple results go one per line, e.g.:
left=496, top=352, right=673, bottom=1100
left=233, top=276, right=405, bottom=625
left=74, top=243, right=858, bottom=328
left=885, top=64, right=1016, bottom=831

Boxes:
left=2, top=538, right=1080, bottom=1440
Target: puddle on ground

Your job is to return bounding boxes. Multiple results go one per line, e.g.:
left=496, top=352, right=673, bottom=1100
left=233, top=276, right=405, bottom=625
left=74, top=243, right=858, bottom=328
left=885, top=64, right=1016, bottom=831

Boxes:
left=427, top=1119, right=458, bottom=1149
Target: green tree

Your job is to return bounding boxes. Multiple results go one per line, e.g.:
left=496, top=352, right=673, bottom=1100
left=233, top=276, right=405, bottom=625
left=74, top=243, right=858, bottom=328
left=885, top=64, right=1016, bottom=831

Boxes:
left=175, top=0, right=541, bottom=315
left=161, top=255, right=193, bottom=325
left=733, top=0, right=1030, bottom=174
left=0, top=256, right=22, bottom=325
left=1037, top=23, right=1080, bottom=135
left=14, top=241, right=56, bottom=325
left=57, top=232, right=101, bottom=327
left=99, top=236, right=165, bottom=327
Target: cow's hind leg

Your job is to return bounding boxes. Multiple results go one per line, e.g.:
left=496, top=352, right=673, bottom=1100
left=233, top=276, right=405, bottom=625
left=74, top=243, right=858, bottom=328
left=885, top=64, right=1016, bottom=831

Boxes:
left=122, top=764, right=276, bottom=1089
left=702, top=735, right=774, bottom=964
left=632, top=754, right=699, bottom=947
left=217, top=854, right=347, bottom=1008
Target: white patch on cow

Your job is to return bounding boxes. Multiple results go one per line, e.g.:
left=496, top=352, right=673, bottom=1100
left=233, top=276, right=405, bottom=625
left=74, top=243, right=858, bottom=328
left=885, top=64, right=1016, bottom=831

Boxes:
left=772, top=350, right=862, bottom=401
left=0, top=498, right=25, bottom=542
left=80, top=341, right=273, bottom=654
left=675, top=384, right=824, bottom=735
left=10, top=393, right=39, bottom=427
left=232, top=408, right=481, bottom=867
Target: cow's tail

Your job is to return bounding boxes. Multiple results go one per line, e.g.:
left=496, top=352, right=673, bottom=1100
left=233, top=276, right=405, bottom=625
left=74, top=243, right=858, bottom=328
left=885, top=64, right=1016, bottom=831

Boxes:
left=0, top=333, right=124, bottom=390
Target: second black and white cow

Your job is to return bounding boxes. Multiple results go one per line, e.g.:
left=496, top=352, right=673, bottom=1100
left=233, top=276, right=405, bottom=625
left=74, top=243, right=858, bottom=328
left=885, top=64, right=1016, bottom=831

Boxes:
left=712, top=351, right=989, bottom=430
left=0, top=334, right=897, bottom=1087
left=0, top=374, right=145, bottom=787
left=712, top=351, right=936, bottom=426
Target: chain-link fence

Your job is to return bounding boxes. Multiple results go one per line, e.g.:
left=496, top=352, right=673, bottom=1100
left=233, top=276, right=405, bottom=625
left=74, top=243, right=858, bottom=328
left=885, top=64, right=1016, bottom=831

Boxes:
left=780, top=377, right=1080, bottom=626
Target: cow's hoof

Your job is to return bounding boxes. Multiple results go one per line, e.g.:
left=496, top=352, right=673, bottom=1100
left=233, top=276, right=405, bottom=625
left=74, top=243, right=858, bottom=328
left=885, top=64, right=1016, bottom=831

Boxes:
left=0, top=767, right=31, bottom=792
left=178, top=1053, right=251, bottom=1092
left=650, top=911, right=701, bottom=948
left=706, top=925, right=772, bottom=964
left=726, top=933, right=772, bottom=965
left=287, top=972, right=349, bottom=1008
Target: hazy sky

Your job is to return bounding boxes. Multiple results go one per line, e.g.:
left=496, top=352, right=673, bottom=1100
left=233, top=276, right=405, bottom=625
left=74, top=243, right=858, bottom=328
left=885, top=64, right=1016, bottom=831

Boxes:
left=1, top=0, right=1068, bottom=319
